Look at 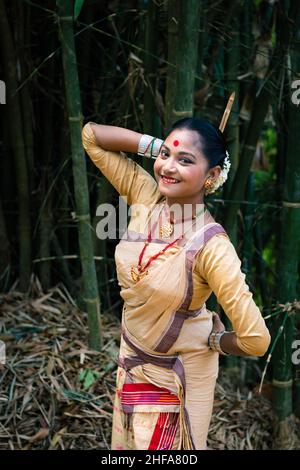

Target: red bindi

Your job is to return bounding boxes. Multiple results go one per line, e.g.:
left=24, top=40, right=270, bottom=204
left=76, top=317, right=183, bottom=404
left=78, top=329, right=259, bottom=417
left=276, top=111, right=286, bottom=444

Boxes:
left=173, top=140, right=179, bottom=147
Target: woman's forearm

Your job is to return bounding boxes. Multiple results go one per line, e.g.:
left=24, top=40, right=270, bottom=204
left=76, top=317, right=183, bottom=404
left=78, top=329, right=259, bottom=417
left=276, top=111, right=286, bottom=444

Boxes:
left=220, top=332, right=250, bottom=356
left=210, top=314, right=250, bottom=357
left=90, top=123, right=142, bottom=153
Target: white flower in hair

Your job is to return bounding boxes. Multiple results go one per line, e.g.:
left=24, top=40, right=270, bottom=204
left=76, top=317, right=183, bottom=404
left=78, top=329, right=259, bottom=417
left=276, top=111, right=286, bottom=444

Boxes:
left=204, top=150, right=231, bottom=195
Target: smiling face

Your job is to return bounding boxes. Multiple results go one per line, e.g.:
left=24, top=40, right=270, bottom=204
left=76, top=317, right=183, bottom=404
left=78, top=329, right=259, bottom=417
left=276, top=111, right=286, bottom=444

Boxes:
left=154, top=128, right=221, bottom=207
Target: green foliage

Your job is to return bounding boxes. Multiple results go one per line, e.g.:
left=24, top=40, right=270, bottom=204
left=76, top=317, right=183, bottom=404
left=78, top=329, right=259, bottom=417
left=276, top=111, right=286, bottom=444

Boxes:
left=74, top=0, right=85, bottom=20
left=79, top=368, right=100, bottom=390
left=262, top=127, right=277, bottom=175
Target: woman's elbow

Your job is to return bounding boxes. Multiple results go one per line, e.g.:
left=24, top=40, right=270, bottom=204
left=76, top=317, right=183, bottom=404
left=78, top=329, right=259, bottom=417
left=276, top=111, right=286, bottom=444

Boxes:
left=254, top=332, right=271, bottom=356
left=237, top=330, right=271, bottom=357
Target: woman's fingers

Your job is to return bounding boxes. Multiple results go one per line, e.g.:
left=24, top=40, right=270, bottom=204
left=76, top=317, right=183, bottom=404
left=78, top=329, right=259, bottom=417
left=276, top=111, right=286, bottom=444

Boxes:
left=212, top=315, right=226, bottom=333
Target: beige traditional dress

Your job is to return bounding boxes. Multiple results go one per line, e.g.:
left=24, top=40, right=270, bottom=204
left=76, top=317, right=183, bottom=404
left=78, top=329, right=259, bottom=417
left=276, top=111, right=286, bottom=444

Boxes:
left=82, top=123, right=271, bottom=450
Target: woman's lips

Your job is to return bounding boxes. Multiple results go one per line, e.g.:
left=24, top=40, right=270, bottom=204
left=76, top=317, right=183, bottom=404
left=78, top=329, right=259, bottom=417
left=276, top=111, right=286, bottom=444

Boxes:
left=160, top=176, right=180, bottom=185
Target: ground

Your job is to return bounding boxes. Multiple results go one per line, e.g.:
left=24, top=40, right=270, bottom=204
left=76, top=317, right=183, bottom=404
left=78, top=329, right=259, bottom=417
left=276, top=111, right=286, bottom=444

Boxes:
left=0, top=278, right=299, bottom=450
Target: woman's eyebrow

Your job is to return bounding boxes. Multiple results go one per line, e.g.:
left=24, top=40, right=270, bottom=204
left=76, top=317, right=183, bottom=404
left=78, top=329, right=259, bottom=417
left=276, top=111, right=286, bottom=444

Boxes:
left=161, top=143, right=197, bottom=161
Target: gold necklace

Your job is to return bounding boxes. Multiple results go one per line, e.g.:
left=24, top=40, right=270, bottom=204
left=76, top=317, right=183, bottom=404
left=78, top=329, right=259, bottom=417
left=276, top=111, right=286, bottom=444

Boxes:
left=159, top=204, right=207, bottom=239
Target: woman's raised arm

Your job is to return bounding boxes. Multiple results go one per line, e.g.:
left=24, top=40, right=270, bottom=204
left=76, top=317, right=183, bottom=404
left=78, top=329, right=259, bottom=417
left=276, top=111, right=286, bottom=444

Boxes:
left=81, top=122, right=161, bottom=207
left=89, top=123, right=142, bottom=153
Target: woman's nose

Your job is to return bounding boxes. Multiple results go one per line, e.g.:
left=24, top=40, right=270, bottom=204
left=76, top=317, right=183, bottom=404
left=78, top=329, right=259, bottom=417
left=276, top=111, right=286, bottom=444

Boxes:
left=162, top=158, right=177, bottom=173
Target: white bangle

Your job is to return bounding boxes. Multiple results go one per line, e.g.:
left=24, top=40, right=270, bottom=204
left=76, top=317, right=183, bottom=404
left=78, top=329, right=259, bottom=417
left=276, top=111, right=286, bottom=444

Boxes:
left=208, top=330, right=229, bottom=355
left=138, top=134, right=164, bottom=159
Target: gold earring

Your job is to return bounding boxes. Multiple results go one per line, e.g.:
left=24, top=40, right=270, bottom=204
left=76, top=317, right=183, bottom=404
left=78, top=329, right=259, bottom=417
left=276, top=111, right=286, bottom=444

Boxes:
left=204, top=179, right=213, bottom=190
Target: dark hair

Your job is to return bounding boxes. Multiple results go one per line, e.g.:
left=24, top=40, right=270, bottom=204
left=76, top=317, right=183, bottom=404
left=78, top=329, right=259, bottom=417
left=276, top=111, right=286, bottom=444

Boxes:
left=170, top=117, right=227, bottom=169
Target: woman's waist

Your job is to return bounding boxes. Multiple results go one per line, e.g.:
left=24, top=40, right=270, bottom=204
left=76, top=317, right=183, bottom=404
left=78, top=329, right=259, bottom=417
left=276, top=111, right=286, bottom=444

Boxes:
left=121, top=309, right=214, bottom=358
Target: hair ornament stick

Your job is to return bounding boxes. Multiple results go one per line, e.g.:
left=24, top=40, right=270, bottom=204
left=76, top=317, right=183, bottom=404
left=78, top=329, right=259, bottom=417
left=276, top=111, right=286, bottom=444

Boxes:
left=204, top=92, right=235, bottom=195
left=219, top=92, right=235, bottom=133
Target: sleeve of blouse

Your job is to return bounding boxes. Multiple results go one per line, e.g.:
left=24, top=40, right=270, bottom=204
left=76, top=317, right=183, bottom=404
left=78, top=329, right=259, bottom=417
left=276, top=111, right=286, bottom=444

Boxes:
left=196, top=233, right=271, bottom=356
left=81, top=122, right=160, bottom=206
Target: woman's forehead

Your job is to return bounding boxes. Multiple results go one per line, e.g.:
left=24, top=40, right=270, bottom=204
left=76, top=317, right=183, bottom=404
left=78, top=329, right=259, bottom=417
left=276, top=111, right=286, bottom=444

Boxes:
left=165, top=129, right=201, bottom=150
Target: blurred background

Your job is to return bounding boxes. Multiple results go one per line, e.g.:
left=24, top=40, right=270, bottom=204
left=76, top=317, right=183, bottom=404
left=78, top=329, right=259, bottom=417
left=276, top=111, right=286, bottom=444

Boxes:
left=0, top=0, right=299, bottom=450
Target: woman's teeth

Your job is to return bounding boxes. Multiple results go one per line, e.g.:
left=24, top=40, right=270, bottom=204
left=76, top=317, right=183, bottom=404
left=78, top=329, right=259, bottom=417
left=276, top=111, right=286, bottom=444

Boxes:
left=161, top=176, right=180, bottom=184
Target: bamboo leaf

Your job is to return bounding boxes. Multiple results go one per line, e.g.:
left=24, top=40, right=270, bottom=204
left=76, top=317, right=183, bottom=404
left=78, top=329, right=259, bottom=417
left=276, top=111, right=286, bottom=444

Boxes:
left=74, top=0, right=85, bottom=20
left=79, top=368, right=100, bottom=390
left=49, top=426, right=68, bottom=449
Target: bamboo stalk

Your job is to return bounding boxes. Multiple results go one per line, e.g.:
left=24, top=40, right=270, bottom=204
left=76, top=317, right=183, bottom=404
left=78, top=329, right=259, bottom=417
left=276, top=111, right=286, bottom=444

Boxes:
left=220, top=11, right=239, bottom=370
left=38, top=30, right=56, bottom=290
left=0, top=0, right=31, bottom=292
left=223, top=1, right=278, bottom=234
left=17, top=2, right=35, bottom=197
left=219, top=4, right=239, bottom=237
left=0, top=193, right=10, bottom=278
left=56, top=0, right=102, bottom=351
left=142, top=0, right=160, bottom=175
left=165, top=0, right=200, bottom=131
left=272, top=0, right=300, bottom=447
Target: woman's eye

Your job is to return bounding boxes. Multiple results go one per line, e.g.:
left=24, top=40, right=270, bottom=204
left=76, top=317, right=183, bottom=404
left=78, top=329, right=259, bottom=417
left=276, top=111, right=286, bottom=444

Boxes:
left=159, top=150, right=192, bottom=164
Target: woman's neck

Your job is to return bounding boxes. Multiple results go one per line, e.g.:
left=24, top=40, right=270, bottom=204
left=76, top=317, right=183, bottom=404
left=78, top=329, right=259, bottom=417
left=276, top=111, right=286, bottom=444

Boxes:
left=165, top=194, right=204, bottom=206
left=165, top=196, right=205, bottom=218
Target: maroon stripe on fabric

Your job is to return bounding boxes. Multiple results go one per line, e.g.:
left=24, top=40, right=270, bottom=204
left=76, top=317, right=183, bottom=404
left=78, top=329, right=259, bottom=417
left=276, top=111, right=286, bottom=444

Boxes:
left=120, top=367, right=135, bottom=414
left=122, top=327, right=179, bottom=369
left=148, top=413, right=168, bottom=450
left=160, top=413, right=179, bottom=450
left=121, top=328, right=187, bottom=392
left=123, top=383, right=177, bottom=393
left=154, top=311, right=189, bottom=354
left=121, top=398, right=180, bottom=404
left=120, top=329, right=195, bottom=449
left=181, top=223, right=226, bottom=310
left=154, top=224, right=226, bottom=354
left=148, top=413, right=179, bottom=450
left=123, top=356, right=145, bottom=371
left=118, top=224, right=226, bottom=449
left=121, top=391, right=180, bottom=404
left=188, top=224, right=227, bottom=253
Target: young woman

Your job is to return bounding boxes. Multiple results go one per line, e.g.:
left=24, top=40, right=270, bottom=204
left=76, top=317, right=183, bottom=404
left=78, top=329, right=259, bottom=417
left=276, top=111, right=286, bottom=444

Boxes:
left=82, top=117, right=271, bottom=450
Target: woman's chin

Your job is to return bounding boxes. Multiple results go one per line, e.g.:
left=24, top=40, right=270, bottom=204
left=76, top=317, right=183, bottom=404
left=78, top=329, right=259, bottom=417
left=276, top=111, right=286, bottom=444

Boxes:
left=158, top=181, right=182, bottom=194
left=158, top=187, right=181, bottom=198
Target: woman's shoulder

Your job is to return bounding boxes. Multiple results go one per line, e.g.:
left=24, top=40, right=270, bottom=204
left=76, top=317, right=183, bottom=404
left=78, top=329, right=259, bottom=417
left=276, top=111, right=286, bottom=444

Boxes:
left=201, top=210, right=233, bottom=252
left=201, top=210, right=230, bottom=246
left=192, top=210, right=237, bottom=271
left=194, top=226, right=240, bottom=279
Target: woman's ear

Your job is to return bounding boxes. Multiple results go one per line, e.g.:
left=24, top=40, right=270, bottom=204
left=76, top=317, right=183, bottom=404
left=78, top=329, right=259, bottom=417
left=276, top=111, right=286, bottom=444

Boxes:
left=208, top=165, right=221, bottom=182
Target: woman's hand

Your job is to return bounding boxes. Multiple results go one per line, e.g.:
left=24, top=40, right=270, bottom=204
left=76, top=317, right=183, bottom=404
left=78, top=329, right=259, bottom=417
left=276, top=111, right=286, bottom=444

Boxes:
left=211, top=312, right=226, bottom=334
left=209, top=311, right=250, bottom=357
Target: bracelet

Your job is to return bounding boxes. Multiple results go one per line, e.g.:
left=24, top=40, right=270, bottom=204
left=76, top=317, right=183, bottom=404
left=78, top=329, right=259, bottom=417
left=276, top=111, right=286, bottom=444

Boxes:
left=208, top=330, right=229, bottom=355
left=138, top=134, right=164, bottom=159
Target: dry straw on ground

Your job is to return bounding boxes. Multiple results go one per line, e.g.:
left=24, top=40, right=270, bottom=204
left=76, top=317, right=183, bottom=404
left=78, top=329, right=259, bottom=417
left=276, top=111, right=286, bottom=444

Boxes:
left=0, top=277, right=297, bottom=450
